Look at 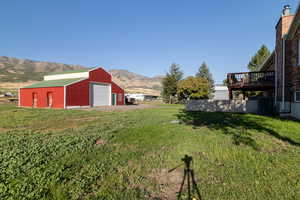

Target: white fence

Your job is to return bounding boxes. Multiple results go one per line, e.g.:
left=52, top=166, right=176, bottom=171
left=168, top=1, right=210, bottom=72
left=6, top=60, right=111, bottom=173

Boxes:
left=186, top=100, right=258, bottom=113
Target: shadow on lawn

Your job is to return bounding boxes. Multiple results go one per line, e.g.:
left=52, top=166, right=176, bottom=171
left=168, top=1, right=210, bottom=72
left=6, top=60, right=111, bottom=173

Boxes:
left=177, top=110, right=300, bottom=150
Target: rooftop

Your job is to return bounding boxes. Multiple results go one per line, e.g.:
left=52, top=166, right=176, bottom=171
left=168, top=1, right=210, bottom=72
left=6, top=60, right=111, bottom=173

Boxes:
left=45, top=67, right=96, bottom=76
left=22, top=78, right=85, bottom=88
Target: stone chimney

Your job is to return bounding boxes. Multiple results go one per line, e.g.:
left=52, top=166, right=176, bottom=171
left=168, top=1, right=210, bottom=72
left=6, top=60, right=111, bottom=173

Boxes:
left=282, top=5, right=291, bottom=16
left=276, top=5, right=294, bottom=39
left=275, top=5, right=295, bottom=104
left=275, top=5, right=294, bottom=63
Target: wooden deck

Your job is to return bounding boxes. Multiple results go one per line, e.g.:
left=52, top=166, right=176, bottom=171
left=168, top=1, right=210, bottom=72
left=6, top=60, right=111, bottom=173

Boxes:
left=227, top=71, right=275, bottom=90
left=227, top=71, right=275, bottom=100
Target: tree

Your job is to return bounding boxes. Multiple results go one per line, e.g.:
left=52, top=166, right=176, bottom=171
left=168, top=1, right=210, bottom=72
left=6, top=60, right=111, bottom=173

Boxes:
left=161, top=63, right=183, bottom=103
left=196, top=62, right=215, bottom=97
left=177, top=76, right=210, bottom=100
left=247, top=45, right=271, bottom=71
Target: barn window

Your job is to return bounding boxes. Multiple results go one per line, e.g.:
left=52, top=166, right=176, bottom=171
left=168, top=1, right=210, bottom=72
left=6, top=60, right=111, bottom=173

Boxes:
left=295, top=91, right=300, bottom=102
left=32, top=92, right=38, bottom=107
left=118, top=93, right=123, bottom=102
left=47, top=92, right=53, bottom=107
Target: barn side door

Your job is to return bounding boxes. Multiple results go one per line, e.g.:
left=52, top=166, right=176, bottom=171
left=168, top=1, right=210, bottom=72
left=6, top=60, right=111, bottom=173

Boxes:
left=32, top=93, right=38, bottom=108
left=112, top=93, right=117, bottom=106
left=47, top=92, right=53, bottom=108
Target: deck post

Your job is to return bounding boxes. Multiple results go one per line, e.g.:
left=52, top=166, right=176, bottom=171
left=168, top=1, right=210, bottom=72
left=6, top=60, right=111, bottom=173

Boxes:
left=242, top=90, right=246, bottom=100
left=229, top=89, right=233, bottom=100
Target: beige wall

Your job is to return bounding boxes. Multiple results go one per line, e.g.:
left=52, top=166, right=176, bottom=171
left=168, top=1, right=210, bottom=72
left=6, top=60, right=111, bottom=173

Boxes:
left=186, top=100, right=258, bottom=113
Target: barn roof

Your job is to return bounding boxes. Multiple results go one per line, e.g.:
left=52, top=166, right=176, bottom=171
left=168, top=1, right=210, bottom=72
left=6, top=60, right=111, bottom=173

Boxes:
left=46, top=67, right=97, bottom=75
left=22, top=78, right=84, bottom=88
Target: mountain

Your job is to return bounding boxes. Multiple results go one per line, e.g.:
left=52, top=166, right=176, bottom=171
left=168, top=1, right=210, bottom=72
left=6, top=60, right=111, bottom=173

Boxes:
left=109, top=69, right=162, bottom=95
left=0, top=56, right=85, bottom=82
left=0, top=56, right=162, bottom=95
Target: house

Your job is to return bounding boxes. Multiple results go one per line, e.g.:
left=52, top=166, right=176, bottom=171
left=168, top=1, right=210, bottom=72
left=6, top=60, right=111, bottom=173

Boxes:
left=213, top=85, right=229, bottom=100
left=19, top=67, right=125, bottom=108
left=227, top=5, right=300, bottom=119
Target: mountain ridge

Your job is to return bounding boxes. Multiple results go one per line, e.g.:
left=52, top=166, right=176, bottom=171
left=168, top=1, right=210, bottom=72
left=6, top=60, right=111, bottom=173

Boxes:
left=0, top=56, right=162, bottom=95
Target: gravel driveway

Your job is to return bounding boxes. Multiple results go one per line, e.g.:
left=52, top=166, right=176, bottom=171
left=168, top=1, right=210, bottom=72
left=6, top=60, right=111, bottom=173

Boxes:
left=85, top=104, right=158, bottom=112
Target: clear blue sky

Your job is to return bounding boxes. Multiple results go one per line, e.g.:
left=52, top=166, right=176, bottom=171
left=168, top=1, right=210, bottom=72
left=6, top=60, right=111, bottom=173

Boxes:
left=0, top=0, right=298, bottom=83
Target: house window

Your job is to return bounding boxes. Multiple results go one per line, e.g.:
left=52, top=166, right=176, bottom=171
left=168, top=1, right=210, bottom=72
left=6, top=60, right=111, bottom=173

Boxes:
left=118, top=93, right=123, bottom=102
left=295, top=92, right=300, bottom=102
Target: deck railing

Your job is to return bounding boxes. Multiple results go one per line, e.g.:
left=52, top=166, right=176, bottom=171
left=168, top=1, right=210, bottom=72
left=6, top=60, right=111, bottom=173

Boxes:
left=227, top=71, right=275, bottom=88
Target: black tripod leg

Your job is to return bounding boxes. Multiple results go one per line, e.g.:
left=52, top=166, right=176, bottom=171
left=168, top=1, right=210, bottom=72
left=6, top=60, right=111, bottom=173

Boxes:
left=177, top=169, right=187, bottom=200
left=191, top=170, right=203, bottom=200
left=187, top=170, right=191, bottom=200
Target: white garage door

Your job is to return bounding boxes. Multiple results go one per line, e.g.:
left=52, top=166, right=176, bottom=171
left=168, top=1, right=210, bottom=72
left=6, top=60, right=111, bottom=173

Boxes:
left=91, top=84, right=110, bottom=106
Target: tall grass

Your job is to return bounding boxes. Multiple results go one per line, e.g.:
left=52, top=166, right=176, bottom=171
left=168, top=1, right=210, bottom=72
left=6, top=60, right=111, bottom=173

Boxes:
left=0, top=105, right=299, bottom=200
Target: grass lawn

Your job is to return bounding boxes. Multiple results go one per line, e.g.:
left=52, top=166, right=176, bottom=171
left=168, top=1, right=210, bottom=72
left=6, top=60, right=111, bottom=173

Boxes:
left=0, top=104, right=299, bottom=200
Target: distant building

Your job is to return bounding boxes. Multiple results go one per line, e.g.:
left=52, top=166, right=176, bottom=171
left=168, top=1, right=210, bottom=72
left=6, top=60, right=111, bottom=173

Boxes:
left=4, top=92, right=14, bottom=97
left=125, top=93, right=159, bottom=101
left=213, top=85, right=229, bottom=100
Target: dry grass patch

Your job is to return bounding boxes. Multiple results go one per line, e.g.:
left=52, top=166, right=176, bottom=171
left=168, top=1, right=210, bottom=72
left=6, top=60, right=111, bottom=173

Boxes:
left=148, top=168, right=183, bottom=200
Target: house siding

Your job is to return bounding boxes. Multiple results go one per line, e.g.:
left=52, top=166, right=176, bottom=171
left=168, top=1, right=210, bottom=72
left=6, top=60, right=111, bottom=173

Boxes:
left=276, top=20, right=300, bottom=103
left=288, top=28, right=300, bottom=91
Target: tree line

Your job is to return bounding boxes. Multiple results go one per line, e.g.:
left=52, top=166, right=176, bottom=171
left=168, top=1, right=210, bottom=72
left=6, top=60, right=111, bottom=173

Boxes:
left=161, top=62, right=215, bottom=103
left=162, top=45, right=271, bottom=103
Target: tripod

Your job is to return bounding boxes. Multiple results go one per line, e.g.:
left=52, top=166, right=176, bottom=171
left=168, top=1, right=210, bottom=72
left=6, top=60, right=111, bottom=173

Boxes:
left=169, top=155, right=202, bottom=200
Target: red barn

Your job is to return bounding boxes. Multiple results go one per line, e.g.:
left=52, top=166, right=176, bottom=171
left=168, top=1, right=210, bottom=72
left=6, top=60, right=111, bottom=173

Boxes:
left=19, top=67, right=125, bottom=108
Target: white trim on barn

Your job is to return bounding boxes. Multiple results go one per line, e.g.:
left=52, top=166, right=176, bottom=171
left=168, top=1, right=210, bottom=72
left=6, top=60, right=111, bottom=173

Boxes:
left=109, top=83, right=112, bottom=106
left=44, top=72, right=89, bottom=81
left=18, top=88, right=20, bottom=107
left=63, top=86, right=66, bottom=109
left=66, top=106, right=90, bottom=109
left=88, top=67, right=102, bottom=72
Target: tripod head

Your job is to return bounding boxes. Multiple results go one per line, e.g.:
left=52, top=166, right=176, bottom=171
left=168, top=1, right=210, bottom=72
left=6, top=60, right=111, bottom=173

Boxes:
left=168, top=155, right=193, bottom=173
left=181, top=155, right=193, bottom=169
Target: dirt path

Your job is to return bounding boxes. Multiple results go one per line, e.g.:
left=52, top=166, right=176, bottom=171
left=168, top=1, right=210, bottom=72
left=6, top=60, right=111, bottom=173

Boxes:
left=84, top=104, right=159, bottom=112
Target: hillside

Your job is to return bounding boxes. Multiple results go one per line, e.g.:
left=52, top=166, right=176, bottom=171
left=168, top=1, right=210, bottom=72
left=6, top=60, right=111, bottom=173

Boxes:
left=0, top=56, right=162, bottom=95
left=109, top=69, right=162, bottom=95
left=0, top=56, right=86, bottom=82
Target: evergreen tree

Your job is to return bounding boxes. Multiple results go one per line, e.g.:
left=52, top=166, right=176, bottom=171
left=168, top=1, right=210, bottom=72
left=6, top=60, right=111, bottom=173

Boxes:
left=196, top=62, right=215, bottom=97
left=161, top=63, right=183, bottom=103
left=247, top=45, right=271, bottom=71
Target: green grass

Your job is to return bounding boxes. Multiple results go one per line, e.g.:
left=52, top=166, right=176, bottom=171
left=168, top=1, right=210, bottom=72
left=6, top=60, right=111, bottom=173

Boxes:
left=0, top=105, right=299, bottom=200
